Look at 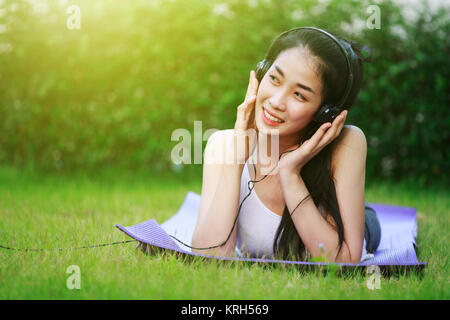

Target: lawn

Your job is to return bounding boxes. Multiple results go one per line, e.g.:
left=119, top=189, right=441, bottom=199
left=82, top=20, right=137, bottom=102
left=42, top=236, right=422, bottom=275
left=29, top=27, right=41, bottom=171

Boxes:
left=0, top=165, right=448, bottom=299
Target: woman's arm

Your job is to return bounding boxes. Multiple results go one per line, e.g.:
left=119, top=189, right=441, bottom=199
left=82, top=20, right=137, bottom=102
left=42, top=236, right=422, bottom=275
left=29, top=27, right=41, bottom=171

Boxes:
left=279, top=125, right=367, bottom=263
left=192, top=70, right=258, bottom=257
left=191, top=129, right=245, bottom=257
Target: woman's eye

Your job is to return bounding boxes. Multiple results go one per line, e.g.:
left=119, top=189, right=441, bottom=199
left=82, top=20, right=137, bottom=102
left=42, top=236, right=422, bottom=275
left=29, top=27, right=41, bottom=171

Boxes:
left=269, top=75, right=279, bottom=83
left=269, top=75, right=306, bottom=101
left=295, top=92, right=305, bottom=100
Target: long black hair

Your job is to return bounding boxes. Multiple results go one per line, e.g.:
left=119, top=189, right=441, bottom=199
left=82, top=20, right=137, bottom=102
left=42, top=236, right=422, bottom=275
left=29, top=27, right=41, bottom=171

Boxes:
left=255, top=28, right=369, bottom=262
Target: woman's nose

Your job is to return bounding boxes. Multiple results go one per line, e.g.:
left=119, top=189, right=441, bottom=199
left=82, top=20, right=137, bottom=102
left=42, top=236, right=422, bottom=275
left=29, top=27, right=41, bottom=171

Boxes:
left=268, top=91, right=287, bottom=111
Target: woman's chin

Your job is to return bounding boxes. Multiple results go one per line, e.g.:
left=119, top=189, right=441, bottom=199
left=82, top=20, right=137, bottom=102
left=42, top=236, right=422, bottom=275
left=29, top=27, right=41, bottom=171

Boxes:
left=255, top=118, right=285, bottom=136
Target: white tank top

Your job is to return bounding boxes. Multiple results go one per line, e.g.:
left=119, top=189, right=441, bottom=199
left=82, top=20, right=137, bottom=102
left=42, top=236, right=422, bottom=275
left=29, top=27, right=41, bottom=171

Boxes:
left=234, top=161, right=372, bottom=262
left=235, top=162, right=282, bottom=259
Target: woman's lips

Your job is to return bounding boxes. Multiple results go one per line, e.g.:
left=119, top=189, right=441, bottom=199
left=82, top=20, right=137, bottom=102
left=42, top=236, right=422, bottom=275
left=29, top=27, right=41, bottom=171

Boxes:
left=264, top=107, right=284, bottom=121
left=262, top=107, right=284, bottom=126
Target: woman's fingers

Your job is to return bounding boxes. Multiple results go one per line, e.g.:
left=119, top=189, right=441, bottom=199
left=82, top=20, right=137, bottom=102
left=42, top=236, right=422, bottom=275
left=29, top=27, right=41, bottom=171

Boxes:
left=236, top=70, right=259, bottom=130
left=242, top=71, right=258, bottom=120
left=245, top=70, right=253, bottom=100
left=313, top=122, right=333, bottom=144
left=245, top=70, right=256, bottom=99
left=237, top=95, right=256, bottom=123
left=245, top=70, right=259, bottom=99
left=251, top=70, right=258, bottom=96
left=238, top=94, right=256, bottom=110
left=327, top=110, right=347, bottom=137
left=244, top=95, right=256, bottom=118
left=302, top=121, right=331, bottom=152
left=317, top=110, right=347, bottom=149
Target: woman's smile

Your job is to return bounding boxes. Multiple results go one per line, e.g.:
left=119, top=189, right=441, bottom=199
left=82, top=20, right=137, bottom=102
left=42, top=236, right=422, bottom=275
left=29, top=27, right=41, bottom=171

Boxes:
left=262, top=106, right=285, bottom=126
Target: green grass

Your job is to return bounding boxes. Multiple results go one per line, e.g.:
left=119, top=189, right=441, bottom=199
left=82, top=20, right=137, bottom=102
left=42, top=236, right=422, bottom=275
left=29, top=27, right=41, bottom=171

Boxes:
left=0, top=165, right=448, bottom=299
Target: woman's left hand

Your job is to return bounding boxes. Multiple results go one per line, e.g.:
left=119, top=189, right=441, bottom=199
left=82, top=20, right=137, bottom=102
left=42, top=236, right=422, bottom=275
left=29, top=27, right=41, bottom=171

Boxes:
left=278, top=110, right=348, bottom=178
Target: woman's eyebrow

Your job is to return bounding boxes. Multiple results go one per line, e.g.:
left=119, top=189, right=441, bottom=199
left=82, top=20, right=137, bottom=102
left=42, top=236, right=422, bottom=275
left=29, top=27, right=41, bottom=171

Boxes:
left=274, top=65, right=315, bottom=95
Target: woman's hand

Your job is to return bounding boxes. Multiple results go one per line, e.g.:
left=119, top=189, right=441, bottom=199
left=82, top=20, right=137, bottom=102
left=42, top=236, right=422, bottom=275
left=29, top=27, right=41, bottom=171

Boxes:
left=233, top=70, right=259, bottom=164
left=278, top=110, right=348, bottom=178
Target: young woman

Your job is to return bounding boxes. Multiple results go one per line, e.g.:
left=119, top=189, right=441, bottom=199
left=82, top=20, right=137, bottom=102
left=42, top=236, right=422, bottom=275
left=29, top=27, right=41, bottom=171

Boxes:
left=191, top=27, right=380, bottom=263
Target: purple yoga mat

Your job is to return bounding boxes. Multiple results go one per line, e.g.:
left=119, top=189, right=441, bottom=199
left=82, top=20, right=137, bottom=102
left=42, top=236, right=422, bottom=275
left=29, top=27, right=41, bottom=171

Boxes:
left=116, top=192, right=426, bottom=272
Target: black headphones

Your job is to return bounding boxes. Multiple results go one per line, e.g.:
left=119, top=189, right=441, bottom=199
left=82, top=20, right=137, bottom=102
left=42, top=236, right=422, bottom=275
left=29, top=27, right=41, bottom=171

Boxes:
left=167, top=27, right=362, bottom=255
left=255, top=26, right=356, bottom=124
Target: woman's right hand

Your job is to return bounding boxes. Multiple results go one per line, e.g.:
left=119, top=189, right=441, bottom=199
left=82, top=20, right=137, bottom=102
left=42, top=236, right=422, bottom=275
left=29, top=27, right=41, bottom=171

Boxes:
left=233, top=70, right=259, bottom=164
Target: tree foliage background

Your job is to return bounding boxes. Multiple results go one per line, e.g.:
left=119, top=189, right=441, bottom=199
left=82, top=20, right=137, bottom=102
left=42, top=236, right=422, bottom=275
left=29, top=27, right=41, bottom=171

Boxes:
left=0, top=0, right=448, bottom=187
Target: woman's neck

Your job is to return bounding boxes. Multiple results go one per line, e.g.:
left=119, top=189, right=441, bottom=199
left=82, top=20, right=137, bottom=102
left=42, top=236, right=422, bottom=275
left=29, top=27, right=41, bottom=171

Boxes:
left=249, top=130, right=304, bottom=175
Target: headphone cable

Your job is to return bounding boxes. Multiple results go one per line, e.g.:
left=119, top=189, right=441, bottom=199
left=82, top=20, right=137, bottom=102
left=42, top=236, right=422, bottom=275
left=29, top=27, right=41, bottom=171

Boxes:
left=0, top=240, right=137, bottom=252
left=1, top=134, right=308, bottom=253
left=168, top=133, right=302, bottom=251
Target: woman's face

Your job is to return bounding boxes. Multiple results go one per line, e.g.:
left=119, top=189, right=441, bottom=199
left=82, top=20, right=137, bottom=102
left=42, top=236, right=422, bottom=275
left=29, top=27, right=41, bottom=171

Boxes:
left=254, top=47, right=324, bottom=141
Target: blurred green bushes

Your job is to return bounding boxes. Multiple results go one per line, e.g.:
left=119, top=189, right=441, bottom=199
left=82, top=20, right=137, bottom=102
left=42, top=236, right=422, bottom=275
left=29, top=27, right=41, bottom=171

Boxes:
left=0, top=0, right=448, bottom=186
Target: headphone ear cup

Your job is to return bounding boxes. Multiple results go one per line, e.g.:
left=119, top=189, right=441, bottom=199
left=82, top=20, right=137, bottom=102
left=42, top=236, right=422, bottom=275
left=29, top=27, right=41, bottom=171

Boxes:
left=313, top=105, right=341, bottom=123
left=255, top=59, right=271, bottom=82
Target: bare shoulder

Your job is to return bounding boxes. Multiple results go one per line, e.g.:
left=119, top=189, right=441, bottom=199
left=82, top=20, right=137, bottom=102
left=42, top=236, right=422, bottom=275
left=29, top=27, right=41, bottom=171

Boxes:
left=206, top=129, right=234, bottom=144
left=203, top=129, right=234, bottom=164
left=205, top=128, right=257, bottom=163
left=333, top=125, right=367, bottom=152
left=331, top=125, right=367, bottom=174
left=207, top=129, right=233, bottom=146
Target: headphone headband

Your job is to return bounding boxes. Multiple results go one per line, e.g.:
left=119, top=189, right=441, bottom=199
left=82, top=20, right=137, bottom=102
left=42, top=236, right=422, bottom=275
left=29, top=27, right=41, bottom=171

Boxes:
left=265, top=26, right=354, bottom=109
